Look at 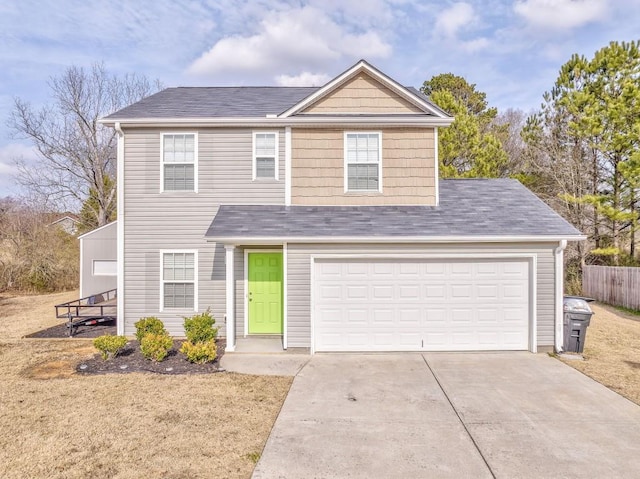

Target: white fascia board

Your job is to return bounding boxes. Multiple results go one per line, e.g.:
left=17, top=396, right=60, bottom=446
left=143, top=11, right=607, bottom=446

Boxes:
left=206, top=235, right=587, bottom=245
left=278, top=60, right=451, bottom=118
left=99, top=116, right=454, bottom=128
left=77, top=220, right=118, bottom=239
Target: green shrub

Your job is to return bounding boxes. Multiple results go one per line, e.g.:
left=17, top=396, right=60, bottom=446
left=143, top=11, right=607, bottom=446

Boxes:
left=140, top=332, right=173, bottom=362
left=183, top=309, right=218, bottom=343
left=134, top=316, right=166, bottom=342
left=180, top=339, right=217, bottom=364
left=93, top=335, right=128, bottom=360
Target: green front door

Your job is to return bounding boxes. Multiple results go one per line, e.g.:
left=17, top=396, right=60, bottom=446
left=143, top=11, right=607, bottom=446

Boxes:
left=248, top=252, right=283, bottom=334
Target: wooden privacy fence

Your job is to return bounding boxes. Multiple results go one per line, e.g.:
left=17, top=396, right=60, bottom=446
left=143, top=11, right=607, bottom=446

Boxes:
left=583, top=265, right=640, bottom=310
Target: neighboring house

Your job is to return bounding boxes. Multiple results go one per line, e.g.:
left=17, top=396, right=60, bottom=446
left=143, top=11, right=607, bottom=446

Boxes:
left=79, top=221, right=117, bottom=298
left=49, top=214, right=79, bottom=235
left=100, top=60, right=584, bottom=354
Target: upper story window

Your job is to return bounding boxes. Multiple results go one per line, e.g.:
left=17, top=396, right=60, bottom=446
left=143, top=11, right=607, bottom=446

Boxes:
left=344, top=132, right=382, bottom=192
left=161, top=251, right=197, bottom=311
left=161, top=133, right=197, bottom=192
left=253, top=132, right=279, bottom=180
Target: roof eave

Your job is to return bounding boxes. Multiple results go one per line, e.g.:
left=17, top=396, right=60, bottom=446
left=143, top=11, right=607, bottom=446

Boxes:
left=204, top=234, right=587, bottom=245
left=98, top=116, right=455, bottom=128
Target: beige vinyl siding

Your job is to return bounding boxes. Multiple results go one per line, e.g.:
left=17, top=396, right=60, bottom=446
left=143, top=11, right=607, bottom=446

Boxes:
left=286, top=243, right=558, bottom=351
left=302, top=72, right=424, bottom=114
left=122, top=128, right=285, bottom=336
left=291, top=128, right=436, bottom=205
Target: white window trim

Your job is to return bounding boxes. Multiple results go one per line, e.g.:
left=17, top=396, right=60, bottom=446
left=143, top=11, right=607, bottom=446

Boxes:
left=252, top=131, right=279, bottom=180
left=160, top=132, right=199, bottom=193
left=159, top=249, right=198, bottom=312
left=92, top=260, right=117, bottom=277
left=343, top=131, right=383, bottom=193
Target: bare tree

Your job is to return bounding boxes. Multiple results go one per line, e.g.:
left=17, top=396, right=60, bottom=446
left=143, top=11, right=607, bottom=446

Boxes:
left=8, top=63, right=160, bottom=226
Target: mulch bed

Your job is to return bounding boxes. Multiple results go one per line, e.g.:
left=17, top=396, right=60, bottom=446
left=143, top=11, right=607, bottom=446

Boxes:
left=76, top=339, right=226, bottom=375
left=25, top=321, right=117, bottom=339
left=25, top=321, right=227, bottom=375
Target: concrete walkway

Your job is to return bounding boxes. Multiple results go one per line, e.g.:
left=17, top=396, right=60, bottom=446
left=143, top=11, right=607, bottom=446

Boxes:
left=253, top=353, right=640, bottom=478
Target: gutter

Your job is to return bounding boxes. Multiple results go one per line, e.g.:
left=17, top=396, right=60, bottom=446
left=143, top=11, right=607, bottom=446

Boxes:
left=115, top=122, right=125, bottom=336
left=98, top=116, right=455, bottom=128
left=554, top=240, right=567, bottom=352
left=205, top=235, right=587, bottom=244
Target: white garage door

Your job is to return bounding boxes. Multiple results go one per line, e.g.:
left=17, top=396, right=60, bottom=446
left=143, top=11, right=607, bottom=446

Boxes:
left=313, top=258, right=530, bottom=352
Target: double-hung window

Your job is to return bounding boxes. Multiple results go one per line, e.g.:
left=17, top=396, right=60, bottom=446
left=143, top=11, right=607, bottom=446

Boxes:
left=162, top=133, right=197, bottom=191
left=253, top=132, right=278, bottom=180
left=161, top=251, right=197, bottom=311
left=345, top=132, right=381, bottom=192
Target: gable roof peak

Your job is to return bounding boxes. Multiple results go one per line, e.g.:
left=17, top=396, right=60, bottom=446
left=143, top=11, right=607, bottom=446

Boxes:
left=278, top=59, right=452, bottom=119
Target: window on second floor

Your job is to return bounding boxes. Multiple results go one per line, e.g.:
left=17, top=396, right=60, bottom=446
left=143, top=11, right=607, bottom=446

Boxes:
left=344, top=132, right=382, bottom=192
left=161, top=133, right=197, bottom=192
left=161, top=251, right=197, bottom=311
left=253, top=132, right=278, bottom=180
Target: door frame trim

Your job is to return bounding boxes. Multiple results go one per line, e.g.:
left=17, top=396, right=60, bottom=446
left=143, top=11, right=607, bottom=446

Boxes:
left=244, top=248, right=284, bottom=336
left=310, top=253, right=537, bottom=354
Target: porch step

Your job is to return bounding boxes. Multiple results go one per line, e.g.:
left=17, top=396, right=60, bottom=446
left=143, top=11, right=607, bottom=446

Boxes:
left=234, top=336, right=284, bottom=353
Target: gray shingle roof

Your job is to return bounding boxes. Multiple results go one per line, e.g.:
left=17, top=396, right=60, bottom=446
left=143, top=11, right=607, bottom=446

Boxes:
left=205, top=179, right=583, bottom=241
left=103, top=85, right=447, bottom=120
left=103, top=87, right=320, bottom=119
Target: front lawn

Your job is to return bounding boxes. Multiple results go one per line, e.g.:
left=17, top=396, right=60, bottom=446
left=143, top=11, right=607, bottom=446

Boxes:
left=0, top=292, right=291, bottom=478
left=560, top=302, right=640, bottom=406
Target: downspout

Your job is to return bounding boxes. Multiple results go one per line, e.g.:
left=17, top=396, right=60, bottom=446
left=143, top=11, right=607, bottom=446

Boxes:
left=115, top=122, right=125, bottom=336
left=554, top=240, right=567, bottom=352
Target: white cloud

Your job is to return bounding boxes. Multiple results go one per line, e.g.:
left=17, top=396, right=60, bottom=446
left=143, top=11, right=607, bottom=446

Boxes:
left=514, top=0, right=607, bottom=29
left=435, top=2, right=475, bottom=38
left=431, top=2, right=490, bottom=53
left=275, top=72, right=331, bottom=87
left=461, top=37, right=491, bottom=52
left=187, top=6, right=392, bottom=78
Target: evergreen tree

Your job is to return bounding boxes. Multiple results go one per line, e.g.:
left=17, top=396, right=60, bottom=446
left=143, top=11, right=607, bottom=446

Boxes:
left=422, top=75, right=508, bottom=178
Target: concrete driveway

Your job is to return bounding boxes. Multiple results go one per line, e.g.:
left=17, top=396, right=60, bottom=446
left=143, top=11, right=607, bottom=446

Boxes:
left=253, top=353, right=640, bottom=478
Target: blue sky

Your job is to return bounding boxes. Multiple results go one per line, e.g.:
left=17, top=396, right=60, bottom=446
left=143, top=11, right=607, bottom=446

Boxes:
left=1, top=0, right=639, bottom=198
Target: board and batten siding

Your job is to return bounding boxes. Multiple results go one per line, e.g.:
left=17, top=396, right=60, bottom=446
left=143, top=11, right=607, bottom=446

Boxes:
left=301, top=72, right=424, bottom=114
left=122, top=128, right=285, bottom=336
left=286, top=243, right=558, bottom=351
left=291, top=128, right=436, bottom=205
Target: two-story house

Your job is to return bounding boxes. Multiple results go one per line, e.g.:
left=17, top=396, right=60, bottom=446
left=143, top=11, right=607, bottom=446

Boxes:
left=100, top=60, right=584, bottom=354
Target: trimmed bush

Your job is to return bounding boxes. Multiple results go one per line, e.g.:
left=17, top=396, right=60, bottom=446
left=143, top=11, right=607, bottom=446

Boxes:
left=140, top=332, right=173, bottom=362
left=180, top=339, right=217, bottom=364
left=183, top=309, right=218, bottom=343
left=134, top=316, right=166, bottom=342
left=93, top=335, right=128, bottom=360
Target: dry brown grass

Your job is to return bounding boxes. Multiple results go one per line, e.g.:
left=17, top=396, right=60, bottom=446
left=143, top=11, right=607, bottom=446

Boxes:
left=561, top=302, right=640, bottom=406
left=0, top=291, right=292, bottom=478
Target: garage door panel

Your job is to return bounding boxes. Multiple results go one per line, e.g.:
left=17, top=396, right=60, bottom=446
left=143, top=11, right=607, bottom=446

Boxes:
left=399, top=309, right=420, bottom=323
left=425, top=263, right=445, bottom=274
left=425, top=285, right=446, bottom=298
left=314, top=259, right=530, bottom=352
left=373, top=285, right=394, bottom=299
left=451, top=284, right=472, bottom=298
left=399, top=262, right=420, bottom=276
left=425, top=309, right=447, bottom=323
left=477, top=308, right=499, bottom=322
left=373, top=309, right=394, bottom=323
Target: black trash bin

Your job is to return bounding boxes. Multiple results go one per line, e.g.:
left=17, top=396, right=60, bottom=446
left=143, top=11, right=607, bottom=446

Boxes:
left=563, top=296, right=594, bottom=353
